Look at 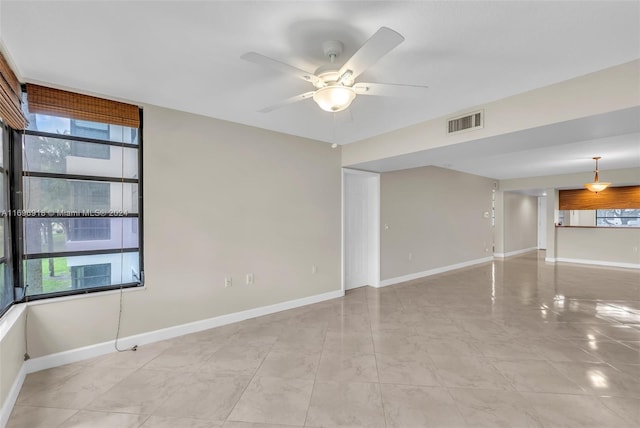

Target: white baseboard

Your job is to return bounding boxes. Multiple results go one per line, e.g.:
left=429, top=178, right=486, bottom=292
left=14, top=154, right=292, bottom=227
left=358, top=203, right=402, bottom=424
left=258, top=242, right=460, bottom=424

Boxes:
left=24, top=288, right=344, bottom=374
left=554, top=257, right=640, bottom=270
left=0, top=363, right=25, bottom=428
left=377, top=256, right=493, bottom=288
left=493, top=247, right=538, bottom=259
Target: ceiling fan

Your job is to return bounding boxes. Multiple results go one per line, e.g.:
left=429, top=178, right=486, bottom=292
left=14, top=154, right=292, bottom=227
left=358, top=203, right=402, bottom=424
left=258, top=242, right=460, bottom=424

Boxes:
left=241, top=27, right=428, bottom=113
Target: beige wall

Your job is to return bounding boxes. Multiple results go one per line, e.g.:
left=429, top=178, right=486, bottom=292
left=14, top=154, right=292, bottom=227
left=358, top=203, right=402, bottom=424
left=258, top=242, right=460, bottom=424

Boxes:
left=379, top=166, right=494, bottom=280
left=557, top=227, right=640, bottom=266
left=0, top=307, right=26, bottom=415
left=499, top=192, right=538, bottom=254
left=24, top=104, right=342, bottom=358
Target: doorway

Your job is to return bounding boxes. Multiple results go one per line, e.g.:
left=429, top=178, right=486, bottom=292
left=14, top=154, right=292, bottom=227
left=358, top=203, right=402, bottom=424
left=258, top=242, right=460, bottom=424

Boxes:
left=343, top=169, right=380, bottom=290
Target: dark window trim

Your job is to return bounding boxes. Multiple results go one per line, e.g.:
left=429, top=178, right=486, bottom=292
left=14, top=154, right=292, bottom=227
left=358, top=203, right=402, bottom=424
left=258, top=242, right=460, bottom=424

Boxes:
left=15, top=213, right=139, bottom=219
left=26, top=247, right=139, bottom=259
left=137, top=108, right=144, bottom=284
left=22, top=129, right=139, bottom=148
left=23, top=171, right=139, bottom=184
left=23, top=281, right=140, bottom=302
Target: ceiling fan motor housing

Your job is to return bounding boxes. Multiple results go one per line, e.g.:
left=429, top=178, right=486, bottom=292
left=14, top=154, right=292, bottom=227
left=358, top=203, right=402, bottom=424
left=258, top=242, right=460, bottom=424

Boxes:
left=322, top=40, right=344, bottom=61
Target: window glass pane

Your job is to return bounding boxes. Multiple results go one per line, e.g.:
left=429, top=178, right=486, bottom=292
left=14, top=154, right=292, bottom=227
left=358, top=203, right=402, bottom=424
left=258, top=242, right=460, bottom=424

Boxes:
left=23, top=218, right=138, bottom=254
left=24, top=251, right=140, bottom=296
left=0, top=219, right=4, bottom=259
left=23, top=135, right=138, bottom=178
left=71, top=263, right=111, bottom=289
left=0, top=173, right=4, bottom=212
left=23, top=177, right=138, bottom=214
left=0, top=127, right=3, bottom=167
left=0, top=264, right=8, bottom=313
left=596, top=209, right=640, bottom=227
left=27, top=114, right=138, bottom=144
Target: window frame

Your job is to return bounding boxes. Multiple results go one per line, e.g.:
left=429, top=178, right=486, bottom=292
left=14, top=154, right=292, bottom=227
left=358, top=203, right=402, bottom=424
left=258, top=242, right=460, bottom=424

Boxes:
left=12, top=109, right=144, bottom=301
left=0, top=122, right=15, bottom=317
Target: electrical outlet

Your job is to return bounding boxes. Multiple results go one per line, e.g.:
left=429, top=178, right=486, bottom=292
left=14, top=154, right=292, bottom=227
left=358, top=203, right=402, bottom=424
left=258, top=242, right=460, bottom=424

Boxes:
left=246, top=273, right=254, bottom=285
left=225, top=277, right=232, bottom=288
left=311, top=265, right=317, bottom=275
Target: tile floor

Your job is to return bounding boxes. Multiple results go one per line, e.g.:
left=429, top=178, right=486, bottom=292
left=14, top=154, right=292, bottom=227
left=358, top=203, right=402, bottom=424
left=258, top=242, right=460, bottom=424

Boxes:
left=7, top=251, right=640, bottom=427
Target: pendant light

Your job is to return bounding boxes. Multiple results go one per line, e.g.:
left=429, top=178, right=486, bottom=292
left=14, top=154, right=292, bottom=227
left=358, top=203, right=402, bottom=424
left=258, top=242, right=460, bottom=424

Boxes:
left=584, top=156, right=611, bottom=193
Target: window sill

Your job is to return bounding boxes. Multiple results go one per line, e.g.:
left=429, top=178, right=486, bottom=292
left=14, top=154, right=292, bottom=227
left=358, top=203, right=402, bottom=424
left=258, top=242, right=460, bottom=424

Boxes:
left=24, top=285, right=147, bottom=307
left=0, top=304, right=26, bottom=342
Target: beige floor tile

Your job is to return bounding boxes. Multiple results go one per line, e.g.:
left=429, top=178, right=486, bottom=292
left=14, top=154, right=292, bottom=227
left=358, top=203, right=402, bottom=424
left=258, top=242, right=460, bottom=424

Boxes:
left=430, top=354, right=514, bottom=390
left=599, top=396, right=640, bottom=426
left=492, top=359, right=585, bottom=394
left=322, top=331, right=374, bottom=355
left=376, top=351, right=440, bottom=386
left=255, top=348, right=321, bottom=379
left=142, top=416, right=222, bottom=427
left=6, top=406, right=77, bottom=428
left=57, top=410, right=148, bottom=428
left=576, top=340, right=640, bottom=365
left=85, top=368, right=186, bottom=415
left=17, top=365, right=136, bottom=409
left=198, top=343, right=271, bottom=376
left=551, top=361, right=640, bottom=398
left=448, top=387, right=544, bottom=427
left=306, top=381, right=386, bottom=428
left=372, top=332, right=429, bottom=356
left=222, top=422, right=299, bottom=428
left=145, top=343, right=222, bottom=371
left=381, top=383, right=467, bottom=428
left=521, top=392, right=634, bottom=428
left=154, top=373, right=251, bottom=420
left=316, top=351, right=379, bottom=382
left=227, top=376, right=313, bottom=426
left=529, top=338, right=603, bottom=363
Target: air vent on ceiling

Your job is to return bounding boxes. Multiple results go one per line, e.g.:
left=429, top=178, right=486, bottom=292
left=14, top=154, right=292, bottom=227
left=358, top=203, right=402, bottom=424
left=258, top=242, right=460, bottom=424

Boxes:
left=448, top=110, right=483, bottom=134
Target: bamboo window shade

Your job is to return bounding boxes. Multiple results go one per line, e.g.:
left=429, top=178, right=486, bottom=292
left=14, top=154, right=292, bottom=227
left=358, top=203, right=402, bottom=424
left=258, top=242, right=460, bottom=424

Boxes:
left=26, top=83, right=140, bottom=128
left=559, top=186, right=640, bottom=210
left=0, top=51, right=28, bottom=129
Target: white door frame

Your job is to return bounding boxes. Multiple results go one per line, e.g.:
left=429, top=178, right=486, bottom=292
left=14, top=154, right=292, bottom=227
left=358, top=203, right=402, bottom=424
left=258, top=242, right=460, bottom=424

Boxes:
left=342, top=168, right=380, bottom=292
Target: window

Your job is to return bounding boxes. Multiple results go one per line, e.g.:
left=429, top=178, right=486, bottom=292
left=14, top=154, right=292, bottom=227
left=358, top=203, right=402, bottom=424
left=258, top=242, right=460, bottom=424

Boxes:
left=17, top=86, right=142, bottom=299
left=596, top=209, right=640, bottom=227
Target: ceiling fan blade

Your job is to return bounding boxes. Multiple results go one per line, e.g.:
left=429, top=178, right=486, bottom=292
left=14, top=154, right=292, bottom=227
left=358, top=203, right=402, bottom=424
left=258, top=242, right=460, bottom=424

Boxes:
left=241, top=52, right=320, bottom=85
left=338, top=27, right=404, bottom=81
left=353, top=82, right=428, bottom=97
left=259, top=91, right=315, bottom=113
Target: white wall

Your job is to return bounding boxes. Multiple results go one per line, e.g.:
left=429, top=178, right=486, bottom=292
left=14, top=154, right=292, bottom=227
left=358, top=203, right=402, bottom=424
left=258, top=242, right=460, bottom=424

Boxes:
left=0, top=307, right=26, bottom=427
left=379, top=166, right=494, bottom=282
left=22, top=104, right=342, bottom=358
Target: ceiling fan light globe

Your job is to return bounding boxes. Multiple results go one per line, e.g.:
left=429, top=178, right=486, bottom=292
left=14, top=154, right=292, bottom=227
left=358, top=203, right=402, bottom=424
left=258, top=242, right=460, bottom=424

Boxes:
left=313, top=86, right=356, bottom=112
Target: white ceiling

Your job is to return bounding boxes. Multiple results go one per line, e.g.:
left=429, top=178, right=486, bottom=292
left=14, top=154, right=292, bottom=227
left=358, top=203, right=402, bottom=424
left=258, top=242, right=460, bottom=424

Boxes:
left=1, top=1, right=639, bottom=180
